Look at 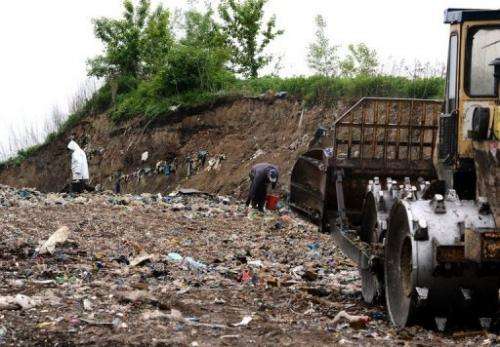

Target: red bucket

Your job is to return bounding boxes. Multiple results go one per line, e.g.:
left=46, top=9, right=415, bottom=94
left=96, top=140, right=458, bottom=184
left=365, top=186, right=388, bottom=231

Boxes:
left=266, top=194, right=280, bottom=210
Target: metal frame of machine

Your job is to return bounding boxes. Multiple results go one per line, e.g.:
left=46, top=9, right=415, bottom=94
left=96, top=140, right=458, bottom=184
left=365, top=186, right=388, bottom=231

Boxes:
left=290, top=8, right=500, bottom=330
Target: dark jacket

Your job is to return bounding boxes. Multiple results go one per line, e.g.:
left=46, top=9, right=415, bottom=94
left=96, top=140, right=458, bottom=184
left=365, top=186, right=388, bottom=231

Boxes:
left=246, top=163, right=279, bottom=206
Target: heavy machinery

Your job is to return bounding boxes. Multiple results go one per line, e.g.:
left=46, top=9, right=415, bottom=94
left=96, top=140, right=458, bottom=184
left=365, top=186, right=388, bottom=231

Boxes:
left=290, top=8, right=500, bottom=329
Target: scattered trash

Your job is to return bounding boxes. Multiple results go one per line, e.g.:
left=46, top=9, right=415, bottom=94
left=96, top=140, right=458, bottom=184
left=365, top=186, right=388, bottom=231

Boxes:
left=171, top=203, right=186, bottom=211
left=142, top=310, right=169, bottom=320
left=0, top=184, right=465, bottom=344
left=232, top=315, right=253, bottom=327
left=36, top=226, right=70, bottom=255
left=184, top=257, right=207, bottom=270
left=129, top=253, right=155, bottom=267
left=237, top=270, right=252, bottom=283
left=117, top=290, right=157, bottom=304
left=141, top=151, right=149, bottom=162
left=332, top=311, right=370, bottom=329
left=274, top=220, right=285, bottom=229
left=370, top=311, right=384, bottom=320
left=302, top=268, right=318, bottom=282
left=251, top=149, right=266, bottom=160
left=276, top=91, right=288, bottom=99
left=83, top=299, right=92, bottom=311
left=179, top=188, right=203, bottom=195
left=167, top=252, right=183, bottom=262
left=0, top=326, right=6, bottom=344
left=306, top=286, right=330, bottom=297
left=247, top=259, right=263, bottom=268
left=169, top=309, right=184, bottom=321
left=0, top=294, right=37, bottom=310
left=307, top=242, right=320, bottom=251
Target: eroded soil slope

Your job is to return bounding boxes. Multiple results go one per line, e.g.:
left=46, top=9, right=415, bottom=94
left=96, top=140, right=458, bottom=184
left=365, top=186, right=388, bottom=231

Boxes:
left=0, top=97, right=335, bottom=196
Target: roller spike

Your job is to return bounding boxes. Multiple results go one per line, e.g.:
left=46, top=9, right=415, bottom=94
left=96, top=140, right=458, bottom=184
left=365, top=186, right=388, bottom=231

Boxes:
left=432, top=194, right=446, bottom=214
left=434, top=317, right=447, bottom=332
left=479, top=317, right=492, bottom=330
left=415, top=287, right=429, bottom=307
left=378, top=191, right=386, bottom=212
left=413, top=219, right=429, bottom=241
left=459, top=287, right=472, bottom=303
left=386, top=177, right=392, bottom=190
left=446, top=189, right=459, bottom=202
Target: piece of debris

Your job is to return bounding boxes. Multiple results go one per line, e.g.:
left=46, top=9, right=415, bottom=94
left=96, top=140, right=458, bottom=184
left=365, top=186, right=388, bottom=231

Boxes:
left=332, top=311, right=370, bottom=329
left=167, top=252, right=183, bottom=262
left=36, top=226, right=70, bottom=255
left=83, top=299, right=92, bottom=311
left=116, top=290, right=157, bottom=304
left=251, top=149, right=266, bottom=160
left=232, top=315, right=253, bottom=327
left=142, top=310, right=169, bottom=320
left=129, top=253, right=155, bottom=267
left=0, top=294, right=37, bottom=310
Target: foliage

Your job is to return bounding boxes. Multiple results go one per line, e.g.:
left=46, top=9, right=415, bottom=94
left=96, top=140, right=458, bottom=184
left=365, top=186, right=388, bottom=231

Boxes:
left=87, top=0, right=173, bottom=80
left=110, top=44, right=235, bottom=121
left=218, top=0, right=284, bottom=78
left=236, top=75, right=444, bottom=106
left=340, top=43, right=379, bottom=77
left=307, top=15, right=339, bottom=77
left=141, top=5, right=175, bottom=76
left=183, top=8, right=227, bottom=50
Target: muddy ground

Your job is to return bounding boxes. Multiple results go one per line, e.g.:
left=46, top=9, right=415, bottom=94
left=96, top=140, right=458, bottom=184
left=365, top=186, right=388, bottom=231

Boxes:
left=0, top=186, right=498, bottom=346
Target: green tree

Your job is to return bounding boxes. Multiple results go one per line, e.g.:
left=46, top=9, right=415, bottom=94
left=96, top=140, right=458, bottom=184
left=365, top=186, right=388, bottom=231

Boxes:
left=87, top=0, right=173, bottom=80
left=219, top=0, right=284, bottom=78
left=307, top=15, right=339, bottom=77
left=340, top=43, right=379, bottom=77
left=183, top=8, right=227, bottom=50
left=152, top=44, right=233, bottom=96
left=141, top=5, right=174, bottom=76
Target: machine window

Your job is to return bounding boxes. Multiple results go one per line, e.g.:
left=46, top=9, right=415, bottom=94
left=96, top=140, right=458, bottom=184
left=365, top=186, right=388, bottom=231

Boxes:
left=468, top=27, right=500, bottom=96
left=447, top=35, right=458, bottom=100
left=446, top=34, right=458, bottom=113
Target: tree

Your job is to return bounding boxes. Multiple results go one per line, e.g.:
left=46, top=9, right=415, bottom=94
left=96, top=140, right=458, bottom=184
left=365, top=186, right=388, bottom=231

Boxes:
left=340, top=43, right=379, bottom=77
left=141, top=5, right=174, bottom=76
left=218, top=0, right=284, bottom=78
left=183, top=8, right=227, bottom=50
left=307, top=15, right=339, bottom=77
left=87, top=0, right=173, bottom=80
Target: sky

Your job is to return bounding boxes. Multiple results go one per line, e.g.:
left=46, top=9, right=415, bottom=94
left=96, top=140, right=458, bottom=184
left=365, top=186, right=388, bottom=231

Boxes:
left=0, top=0, right=499, bottom=157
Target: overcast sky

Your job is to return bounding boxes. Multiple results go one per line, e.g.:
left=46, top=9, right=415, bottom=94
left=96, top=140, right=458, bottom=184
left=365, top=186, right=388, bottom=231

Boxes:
left=0, top=0, right=499, bottom=156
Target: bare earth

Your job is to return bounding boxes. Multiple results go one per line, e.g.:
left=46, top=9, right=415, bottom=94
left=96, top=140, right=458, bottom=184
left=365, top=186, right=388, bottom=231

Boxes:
left=0, top=186, right=498, bottom=346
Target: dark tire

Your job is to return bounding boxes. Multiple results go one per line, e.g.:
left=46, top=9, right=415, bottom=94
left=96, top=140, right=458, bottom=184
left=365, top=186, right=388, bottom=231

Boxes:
left=384, top=201, right=416, bottom=328
left=359, top=192, right=384, bottom=304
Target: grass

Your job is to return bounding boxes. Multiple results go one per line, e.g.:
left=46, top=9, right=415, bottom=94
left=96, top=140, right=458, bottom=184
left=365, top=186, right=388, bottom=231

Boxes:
left=0, top=74, right=444, bottom=168
left=234, top=75, right=444, bottom=106
left=110, top=74, right=445, bottom=122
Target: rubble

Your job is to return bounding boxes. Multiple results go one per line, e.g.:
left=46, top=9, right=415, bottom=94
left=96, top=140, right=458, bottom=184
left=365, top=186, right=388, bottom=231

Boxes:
left=36, top=226, right=70, bottom=255
left=0, top=184, right=496, bottom=345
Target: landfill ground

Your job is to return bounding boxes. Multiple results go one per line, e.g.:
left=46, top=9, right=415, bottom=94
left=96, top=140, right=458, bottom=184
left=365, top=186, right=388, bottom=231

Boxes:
left=0, top=186, right=499, bottom=346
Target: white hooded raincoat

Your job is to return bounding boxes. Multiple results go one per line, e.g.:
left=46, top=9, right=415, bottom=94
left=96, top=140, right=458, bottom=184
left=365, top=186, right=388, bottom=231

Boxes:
left=67, top=141, right=89, bottom=181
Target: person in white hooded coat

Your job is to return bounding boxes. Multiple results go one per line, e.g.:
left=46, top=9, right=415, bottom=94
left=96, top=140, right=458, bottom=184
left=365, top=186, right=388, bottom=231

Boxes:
left=67, top=140, right=90, bottom=193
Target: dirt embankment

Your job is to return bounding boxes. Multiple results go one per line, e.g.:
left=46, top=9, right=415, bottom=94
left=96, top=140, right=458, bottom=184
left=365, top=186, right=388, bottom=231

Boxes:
left=0, top=98, right=336, bottom=197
